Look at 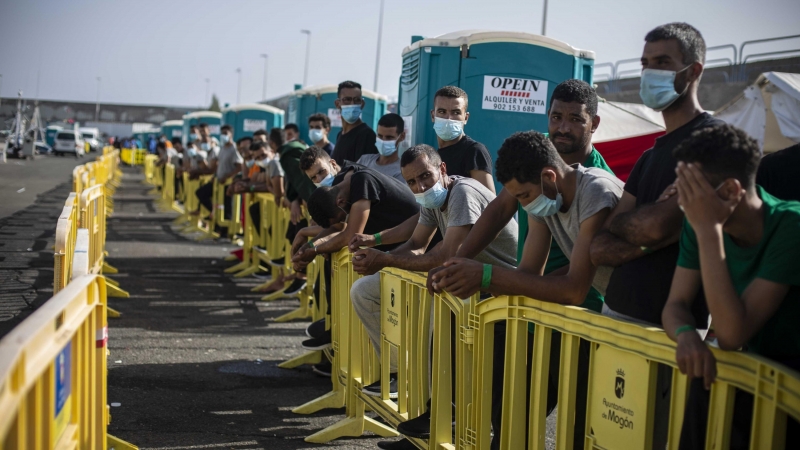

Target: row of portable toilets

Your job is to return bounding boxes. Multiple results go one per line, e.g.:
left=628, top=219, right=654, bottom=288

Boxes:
left=154, top=31, right=595, bottom=186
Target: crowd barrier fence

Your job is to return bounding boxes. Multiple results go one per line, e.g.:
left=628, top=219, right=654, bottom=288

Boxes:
left=54, top=193, right=79, bottom=294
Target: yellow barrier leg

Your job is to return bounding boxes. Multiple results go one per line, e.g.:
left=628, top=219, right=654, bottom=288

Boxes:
left=304, top=415, right=398, bottom=443
left=224, top=260, right=250, bottom=273
left=106, top=283, right=131, bottom=298
left=108, top=433, right=139, bottom=449
left=292, top=388, right=346, bottom=414
left=105, top=277, right=120, bottom=287
left=278, top=350, right=322, bottom=369
left=108, top=307, right=121, bottom=318
left=274, top=305, right=312, bottom=323
left=233, top=265, right=261, bottom=278
left=103, top=262, right=119, bottom=274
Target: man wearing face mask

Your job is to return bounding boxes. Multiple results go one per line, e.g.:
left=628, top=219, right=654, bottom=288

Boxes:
left=432, top=131, right=623, bottom=450
left=431, top=86, right=495, bottom=193
left=356, top=113, right=406, bottom=182
left=308, top=113, right=334, bottom=155
left=330, top=80, right=378, bottom=166
left=285, top=123, right=306, bottom=147
left=300, top=146, right=341, bottom=188
left=194, top=125, right=243, bottom=231
left=349, top=145, right=517, bottom=402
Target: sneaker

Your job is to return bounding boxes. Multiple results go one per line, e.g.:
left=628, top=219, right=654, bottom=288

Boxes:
left=306, top=318, right=326, bottom=338
left=397, top=409, right=431, bottom=439
left=377, top=438, right=417, bottom=450
left=311, top=360, right=332, bottom=377
left=301, top=330, right=331, bottom=351
left=362, top=374, right=398, bottom=399
left=283, top=278, right=307, bottom=295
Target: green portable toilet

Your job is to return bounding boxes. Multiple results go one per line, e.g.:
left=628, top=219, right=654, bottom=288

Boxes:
left=45, top=125, right=63, bottom=147
left=221, top=104, right=285, bottom=140
left=289, top=84, right=388, bottom=145
left=398, top=30, right=595, bottom=191
left=160, top=120, right=183, bottom=141
left=181, top=111, right=222, bottom=145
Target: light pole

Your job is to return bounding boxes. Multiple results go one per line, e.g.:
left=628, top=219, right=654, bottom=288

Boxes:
left=541, top=0, right=549, bottom=36
left=204, top=78, right=210, bottom=106
left=373, top=0, right=385, bottom=92
left=236, top=68, right=242, bottom=104
left=301, top=30, right=311, bottom=87
left=0, top=74, right=3, bottom=112
left=260, top=54, right=268, bottom=101
left=95, top=76, right=101, bottom=122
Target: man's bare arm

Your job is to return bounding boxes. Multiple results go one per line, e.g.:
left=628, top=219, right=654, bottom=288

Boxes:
left=456, top=189, right=518, bottom=259
left=609, top=192, right=684, bottom=247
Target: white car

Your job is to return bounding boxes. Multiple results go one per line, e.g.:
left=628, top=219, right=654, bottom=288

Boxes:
left=53, top=130, right=85, bottom=157
left=79, top=128, right=101, bottom=152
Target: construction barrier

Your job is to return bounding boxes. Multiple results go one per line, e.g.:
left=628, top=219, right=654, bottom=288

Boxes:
left=53, top=193, right=79, bottom=294
left=0, top=275, right=136, bottom=449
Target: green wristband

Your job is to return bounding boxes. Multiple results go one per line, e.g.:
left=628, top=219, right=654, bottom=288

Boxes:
left=674, top=324, right=696, bottom=337
left=373, top=233, right=382, bottom=246
left=481, top=264, right=492, bottom=289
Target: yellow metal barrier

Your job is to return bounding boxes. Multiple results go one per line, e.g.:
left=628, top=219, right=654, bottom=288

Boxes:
left=53, top=194, right=79, bottom=294
left=143, top=155, right=158, bottom=185
left=0, top=275, right=137, bottom=449
left=78, top=185, right=129, bottom=299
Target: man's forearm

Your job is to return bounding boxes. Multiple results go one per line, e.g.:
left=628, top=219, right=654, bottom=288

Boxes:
left=609, top=198, right=683, bottom=247
left=375, top=213, right=419, bottom=246
left=384, top=246, right=441, bottom=272
left=313, top=230, right=348, bottom=254
left=487, top=266, right=588, bottom=306
left=662, top=301, right=698, bottom=341
left=589, top=230, right=646, bottom=267
left=457, top=190, right=517, bottom=258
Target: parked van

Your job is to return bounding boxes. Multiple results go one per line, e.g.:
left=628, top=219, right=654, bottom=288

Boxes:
left=79, top=127, right=101, bottom=152
left=53, top=130, right=85, bottom=157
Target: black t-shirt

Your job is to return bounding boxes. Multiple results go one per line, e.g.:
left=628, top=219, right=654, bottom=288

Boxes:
left=437, top=134, right=493, bottom=177
left=346, top=166, right=419, bottom=251
left=321, top=142, right=334, bottom=156
left=757, top=143, right=800, bottom=202
left=605, top=112, right=723, bottom=326
left=332, top=122, right=378, bottom=166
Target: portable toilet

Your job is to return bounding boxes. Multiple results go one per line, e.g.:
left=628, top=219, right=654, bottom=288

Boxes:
left=288, top=84, right=388, bottom=145
left=45, top=125, right=63, bottom=147
left=221, top=104, right=286, bottom=141
left=181, top=111, right=222, bottom=145
left=160, top=120, right=183, bottom=142
left=398, top=30, right=595, bottom=191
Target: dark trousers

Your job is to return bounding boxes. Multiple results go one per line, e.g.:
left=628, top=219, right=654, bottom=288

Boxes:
left=249, top=202, right=261, bottom=237
left=491, top=324, right=590, bottom=450
left=196, top=182, right=213, bottom=212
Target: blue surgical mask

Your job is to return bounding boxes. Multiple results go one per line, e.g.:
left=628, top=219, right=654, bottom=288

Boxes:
left=523, top=178, right=563, bottom=217
left=639, top=66, right=690, bottom=111
left=340, top=105, right=362, bottom=124
left=190, top=133, right=200, bottom=141
left=433, top=117, right=464, bottom=141
left=200, top=142, right=210, bottom=151
left=255, top=158, right=269, bottom=169
left=309, top=129, right=324, bottom=143
left=187, top=148, right=197, bottom=157
left=220, top=134, right=231, bottom=144
left=314, top=172, right=335, bottom=188
left=375, top=138, right=397, bottom=156
left=414, top=179, right=448, bottom=209
left=246, top=159, right=255, bottom=168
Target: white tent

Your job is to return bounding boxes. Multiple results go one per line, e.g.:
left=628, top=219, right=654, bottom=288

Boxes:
left=714, top=72, right=800, bottom=153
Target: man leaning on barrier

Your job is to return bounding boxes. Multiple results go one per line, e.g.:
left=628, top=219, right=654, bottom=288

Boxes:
left=350, top=144, right=517, bottom=399
left=660, top=124, right=800, bottom=449
left=431, top=131, right=624, bottom=450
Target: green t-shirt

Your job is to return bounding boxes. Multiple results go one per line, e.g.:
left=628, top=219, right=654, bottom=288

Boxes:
left=518, top=147, right=614, bottom=314
left=677, top=187, right=800, bottom=359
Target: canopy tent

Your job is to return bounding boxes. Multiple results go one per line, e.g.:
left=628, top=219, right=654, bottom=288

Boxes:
left=592, top=100, right=666, bottom=181
left=714, top=72, right=800, bottom=153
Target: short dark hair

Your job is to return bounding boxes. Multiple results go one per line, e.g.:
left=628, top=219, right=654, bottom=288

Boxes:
left=434, top=86, right=469, bottom=110
left=549, top=79, right=598, bottom=117
left=300, top=146, right=331, bottom=171
left=250, top=141, right=268, bottom=152
left=221, top=124, right=233, bottom=133
left=156, top=141, right=167, bottom=150
left=378, top=113, right=404, bottom=133
left=645, top=22, right=706, bottom=64
left=400, top=144, right=442, bottom=168
left=269, top=127, right=285, bottom=147
left=308, top=186, right=341, bottom=228
left=496, top=131, right=566, bottom=185
left=338, top=80, right=362, bottom=97
left=171, top=137, right=182, bottom=146
left=189, top=125, right=198, bottom=130
left=308, top=113, right=331, bottom=129
left=672, top=124, right=760, bottom=189
left=285, top=123, right=299, bottom=133
left=253, top=129, right=268, bottom=138
left=199, top=122, right=209, bottom=129
left=236, top=136, right=252, bottom=146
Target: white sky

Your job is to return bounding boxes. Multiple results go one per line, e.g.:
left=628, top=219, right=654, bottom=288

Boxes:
left=0, top=0, right=798, bottom=107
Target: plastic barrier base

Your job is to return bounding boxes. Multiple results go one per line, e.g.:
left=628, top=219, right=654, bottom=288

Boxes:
left=278, top=350, right=323, bottom=369
left=292, top=389, right=346, bottom=415
left=304, top=415, right=398, bottom=443
left=108, top=433, right=138, bottom=449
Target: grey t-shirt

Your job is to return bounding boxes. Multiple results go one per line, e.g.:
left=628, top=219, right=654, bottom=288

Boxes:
left=188, top=149, right=208, bottom=169
left=267, top=157, right=284, bottom=178
left=529, top=165, right=624, bottom=295
left=356, top=154, right=405, bottom=183
left=419, top=176, right=518, bottom=269
left=215, top=143, right=243, bottom=179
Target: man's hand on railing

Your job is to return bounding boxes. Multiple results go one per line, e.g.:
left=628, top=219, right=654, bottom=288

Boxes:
left=352, top=248, right=387, bottom=276
left=290, top=200, right=303, bottom=225
left=292, top=245, right=316, bottom=268
left=676, top=331, right=717, bottom=390
left=426, top=266, right=447, bottom=295
left=348, top=233, right=377, bottom=252
left=292, top=235, right=311, bottom=257
left=429, top=257, right=483, bottom=299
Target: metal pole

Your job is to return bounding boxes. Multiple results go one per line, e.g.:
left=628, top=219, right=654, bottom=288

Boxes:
left=236, top=68, right=242, bottom=104
left=0, top=74, right=3, bottom=112
left=95, top=77, right=101, bottom=122
left=205, top=78, right=210, bottom=106
left=260, top=54, right=268, bottom=101
left=541, top=0, right=548, bottom=36
left=301, top=30, right=311, bottom=87
left=373, top=0, right=385, bottom=92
